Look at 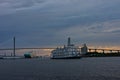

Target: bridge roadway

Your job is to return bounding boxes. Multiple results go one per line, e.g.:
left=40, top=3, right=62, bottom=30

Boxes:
left=89, top=49, right=120, bottom=53
left=0, top=47, right=120, bottom=52
left=0, top=47, right=55, bottom=50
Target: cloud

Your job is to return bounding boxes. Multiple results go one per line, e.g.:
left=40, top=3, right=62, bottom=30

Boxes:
left=0, top=0, right=119, bottom=16
left=0, top=0, right=48, bottom=15
left=0, top=0, right=120, bottom=48
left=55, top=20, right=120, bottom=46
left=57, top=19, right=120, bottom=34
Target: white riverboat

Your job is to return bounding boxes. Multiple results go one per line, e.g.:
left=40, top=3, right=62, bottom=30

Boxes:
left=51, top=37, right=82, bottom=59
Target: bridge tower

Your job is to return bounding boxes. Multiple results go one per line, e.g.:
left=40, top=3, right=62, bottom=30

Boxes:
left=13, top=37, right=16, bottom=57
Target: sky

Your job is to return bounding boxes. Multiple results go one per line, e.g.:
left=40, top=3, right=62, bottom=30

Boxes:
left=0, top=0, right=120, bottom=49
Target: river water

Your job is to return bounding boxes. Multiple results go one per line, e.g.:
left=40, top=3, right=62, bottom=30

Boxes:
left=0, top=57, right=120, bottom=80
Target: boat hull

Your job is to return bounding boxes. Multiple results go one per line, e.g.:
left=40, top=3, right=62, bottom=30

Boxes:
left=51, top=56, right=81, bottom=59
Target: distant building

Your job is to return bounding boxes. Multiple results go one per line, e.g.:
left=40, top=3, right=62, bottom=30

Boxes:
left=81, top=44, right=88, bottom=54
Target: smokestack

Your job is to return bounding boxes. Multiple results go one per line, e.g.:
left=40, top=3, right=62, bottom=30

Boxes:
left=67, top=37, right=71, bottom=46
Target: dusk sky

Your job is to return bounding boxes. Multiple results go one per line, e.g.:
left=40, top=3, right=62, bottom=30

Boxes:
left=0, top=0, right=120, bottom=48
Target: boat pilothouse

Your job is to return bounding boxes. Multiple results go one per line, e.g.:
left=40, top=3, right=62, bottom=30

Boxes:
left=51, top=37, right=81, bottom=59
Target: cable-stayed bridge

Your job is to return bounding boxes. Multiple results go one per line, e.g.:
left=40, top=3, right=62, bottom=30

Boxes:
left=0, top=37, right=120, bottom=57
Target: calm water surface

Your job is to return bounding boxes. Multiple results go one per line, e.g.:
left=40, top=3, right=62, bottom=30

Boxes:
left=0, top=57, right=120, bottom=80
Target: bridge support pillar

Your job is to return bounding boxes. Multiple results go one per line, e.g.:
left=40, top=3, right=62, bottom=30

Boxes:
left=118, top=50, right=120, bottom=53
left=94, top=49, right=97, bottom=52
left=110, top=50, right=112, bottom=53
left=89, top=49, right=91, bottom=52
left=102, top=50, right=105, bottom=54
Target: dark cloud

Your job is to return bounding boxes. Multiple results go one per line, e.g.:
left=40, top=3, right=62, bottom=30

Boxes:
left=0, top=0, right=120, bottom=48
